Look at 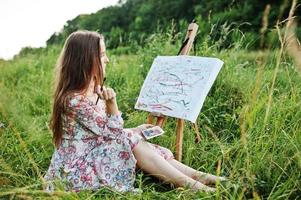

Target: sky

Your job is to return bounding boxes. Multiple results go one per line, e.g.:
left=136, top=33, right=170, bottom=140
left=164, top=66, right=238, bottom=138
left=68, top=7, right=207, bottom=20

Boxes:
left=0, top=0, right=119, bottom=60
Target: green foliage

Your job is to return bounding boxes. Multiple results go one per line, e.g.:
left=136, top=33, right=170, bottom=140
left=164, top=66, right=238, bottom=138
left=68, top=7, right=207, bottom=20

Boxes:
left=45, top=0, right=301, bottom=50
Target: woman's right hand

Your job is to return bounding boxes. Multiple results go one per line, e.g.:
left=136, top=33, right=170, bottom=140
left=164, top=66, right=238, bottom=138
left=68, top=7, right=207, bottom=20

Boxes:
left=95, top=85, right=116, bottom=103
left=96, top=85, right=119, bottom=115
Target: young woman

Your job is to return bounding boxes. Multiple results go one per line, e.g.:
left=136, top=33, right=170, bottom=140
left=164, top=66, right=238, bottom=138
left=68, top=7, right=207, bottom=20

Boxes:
left=44, top=30, right=225, bottom=193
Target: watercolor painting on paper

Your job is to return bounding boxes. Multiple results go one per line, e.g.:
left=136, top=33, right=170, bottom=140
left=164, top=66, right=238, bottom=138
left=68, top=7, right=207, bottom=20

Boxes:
left=135, top=55, right=224, bottom=123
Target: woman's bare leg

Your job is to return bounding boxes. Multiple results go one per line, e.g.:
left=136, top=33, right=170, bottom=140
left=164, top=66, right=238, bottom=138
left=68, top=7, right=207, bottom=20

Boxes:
left=133, top=140, right=215, bottom=192
left=167, top=159, right=227, bottom=185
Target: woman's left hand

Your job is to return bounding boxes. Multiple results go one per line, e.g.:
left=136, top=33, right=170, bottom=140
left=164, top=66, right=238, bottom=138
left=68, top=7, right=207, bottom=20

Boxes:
left=134, top=124, right=155, bottom=134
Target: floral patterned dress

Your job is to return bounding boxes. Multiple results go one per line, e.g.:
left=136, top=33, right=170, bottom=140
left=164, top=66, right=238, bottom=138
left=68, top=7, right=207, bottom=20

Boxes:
left=44, top=93, right=174, bottom=192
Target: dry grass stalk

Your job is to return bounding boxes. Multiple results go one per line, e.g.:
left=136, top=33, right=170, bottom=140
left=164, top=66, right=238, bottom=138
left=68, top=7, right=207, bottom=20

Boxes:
left=285, top=22, right=301, bottom=75
left=260, top=4, right=271, bottom=48
left=263, top=0, right=297, bottom=125
left=282, top=0, right=301, bottom=75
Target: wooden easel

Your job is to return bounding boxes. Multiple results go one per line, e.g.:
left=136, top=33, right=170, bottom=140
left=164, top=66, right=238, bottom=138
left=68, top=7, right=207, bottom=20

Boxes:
left=146, top=21, right=201, bottom=161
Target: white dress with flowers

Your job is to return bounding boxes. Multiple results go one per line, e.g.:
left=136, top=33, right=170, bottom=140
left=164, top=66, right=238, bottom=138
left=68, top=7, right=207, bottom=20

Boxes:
left=44, top=93, right=174, bottom=192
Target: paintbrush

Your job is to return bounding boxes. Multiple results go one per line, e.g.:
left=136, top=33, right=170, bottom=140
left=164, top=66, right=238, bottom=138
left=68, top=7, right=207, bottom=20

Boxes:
left=96, top=77, right=106, bottom=105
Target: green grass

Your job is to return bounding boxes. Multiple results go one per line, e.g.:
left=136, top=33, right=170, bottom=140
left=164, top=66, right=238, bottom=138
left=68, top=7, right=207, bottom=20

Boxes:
left=0, top=32, right=300, bottom=199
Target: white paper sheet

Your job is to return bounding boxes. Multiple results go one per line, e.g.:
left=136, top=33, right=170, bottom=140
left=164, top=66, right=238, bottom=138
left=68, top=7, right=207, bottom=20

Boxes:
left=135, top=55, right=224, bottom=123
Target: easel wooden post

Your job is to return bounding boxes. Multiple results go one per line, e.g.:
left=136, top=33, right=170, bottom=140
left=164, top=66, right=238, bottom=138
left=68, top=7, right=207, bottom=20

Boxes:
left=146, top=21, right=200, bottom=161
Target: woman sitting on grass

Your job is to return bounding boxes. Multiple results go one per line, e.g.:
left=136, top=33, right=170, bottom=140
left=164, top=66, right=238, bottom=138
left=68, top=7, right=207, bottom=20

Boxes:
left=44, top=30, right=225, bottom=193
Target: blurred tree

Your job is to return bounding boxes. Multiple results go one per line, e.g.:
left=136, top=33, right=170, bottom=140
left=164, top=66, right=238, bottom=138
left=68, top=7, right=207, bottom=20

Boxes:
left=46, top=0, right=300, bottom=49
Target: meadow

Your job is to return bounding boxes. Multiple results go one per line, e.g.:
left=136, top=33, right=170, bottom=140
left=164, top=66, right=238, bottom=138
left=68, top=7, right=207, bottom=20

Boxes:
left=0, top=26, right=300, bottom=199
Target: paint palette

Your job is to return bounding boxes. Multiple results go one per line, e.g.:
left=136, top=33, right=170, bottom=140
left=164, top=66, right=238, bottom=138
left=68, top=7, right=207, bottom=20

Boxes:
left=141, top=126, right=165, bottom=140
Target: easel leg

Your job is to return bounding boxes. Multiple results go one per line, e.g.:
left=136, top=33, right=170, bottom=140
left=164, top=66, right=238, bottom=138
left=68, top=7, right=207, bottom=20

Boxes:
left=147, top=115, right=154, bottom=124
left=176, top=119, right=184, bottom=161
left=156, top=116, right=167, bottom=127
left=147, top=115, right=167, bottom=127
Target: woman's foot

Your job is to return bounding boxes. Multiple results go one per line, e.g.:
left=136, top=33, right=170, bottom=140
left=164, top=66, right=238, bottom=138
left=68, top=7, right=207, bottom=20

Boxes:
left=192, top=173, right=227, bottom=185
left=189, top=181, right=216, bottom=193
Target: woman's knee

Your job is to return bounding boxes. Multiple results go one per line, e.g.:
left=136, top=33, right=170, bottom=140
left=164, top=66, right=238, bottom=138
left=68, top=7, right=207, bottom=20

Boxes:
left=133, top=140, right=162, bottom=163
left=133, top=140, right=151, bottom=159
